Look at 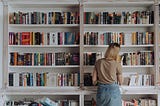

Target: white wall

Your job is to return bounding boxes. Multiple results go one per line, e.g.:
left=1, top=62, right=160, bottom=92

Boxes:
left=0, top=1, right=3, bottom=89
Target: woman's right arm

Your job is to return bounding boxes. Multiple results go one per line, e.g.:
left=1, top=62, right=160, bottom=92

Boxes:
left=117, top=74, right=122, bottom=85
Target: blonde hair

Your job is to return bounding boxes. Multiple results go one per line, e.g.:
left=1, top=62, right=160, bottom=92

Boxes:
left=104, top=43, right=120, bottom=60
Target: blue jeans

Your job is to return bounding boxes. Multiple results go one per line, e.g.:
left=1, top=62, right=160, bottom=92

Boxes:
left=96, top=83, right=122, bottom=106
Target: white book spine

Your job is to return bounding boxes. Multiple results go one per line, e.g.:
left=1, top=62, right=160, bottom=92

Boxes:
left=47, top=73, right=57, bottom=87
left=14, top=73, right=19, bottom=87
left=137, top=74, right=142, bottom=86
left=50, top=32, right=57, bottom=45
left=52, top=53, right=55, bottom=66
left=125, top=32, right=132, bottom=45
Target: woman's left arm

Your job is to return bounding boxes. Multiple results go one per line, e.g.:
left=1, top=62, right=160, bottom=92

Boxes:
left=116, top=63, right=123, bottom=86
left=92, top=68, right=97, bottom=86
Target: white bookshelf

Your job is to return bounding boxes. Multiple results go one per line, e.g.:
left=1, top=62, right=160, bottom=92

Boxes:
left=3, top=0, right=81, bottom=105
left=82, top=0, right=158, bottom=106
left=1, top=0, right=160, bottom=106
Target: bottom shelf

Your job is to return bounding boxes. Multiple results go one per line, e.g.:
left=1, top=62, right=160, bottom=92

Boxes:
left=0, top=87, right=159, bottom=106
left=84, top=94, right=157, bottom=106
left=4, top=95, right=80, bottom=106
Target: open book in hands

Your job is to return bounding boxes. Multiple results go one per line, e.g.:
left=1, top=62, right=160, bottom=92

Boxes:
left=117, top=54, right=124, bottom=65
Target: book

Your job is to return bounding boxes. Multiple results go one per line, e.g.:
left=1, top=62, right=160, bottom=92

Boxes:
left=64, top=32, right=75, bottom=45
left=84, top=73, right=93, bottom=86
left=69, top=100, right=79, bottom=106
left=21, top=32, right=30, bottom=45
left=50, top=32, right=58, bottom=45
left=40, top=97, right=58, bottom=106
left=47, top=73, right=57, bottom=87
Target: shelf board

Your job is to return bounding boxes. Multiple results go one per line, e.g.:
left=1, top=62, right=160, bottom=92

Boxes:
left=84, top=65, right=154, bottom=68
left=83, top=65, right=154, bottom=68
left=84, top=24, right=154, bottom=28
left=8, top=24, right=79, bottom=28
left=7, top=0, right=154, bottom=8
left=121, top=86, right=157, bottom=94
left=84, top=45, right=154, bottom=48
left=83, top=86, right=157, bottom=95
left=83, top=1, right=154, bottom=7
left=8, top=1, right=79, bottom=8
left=2, top=86, right=158, bottom=95
left=9, top=65, right=80, bottom=69
left=4, top=86, right=81, bottom=95
left=8, top=45, right=80, bottom=48
left=123, top=65, right=154, bottom=68
left=121, top=45, right=154, bottom=47
left=9, top=45, right=154, bottom=48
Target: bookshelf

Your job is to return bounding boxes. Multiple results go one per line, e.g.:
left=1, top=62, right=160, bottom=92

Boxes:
left=0, top=0, right=160, bottom=106
left=82, top=0, right=158, bottom=106
left=3, top=0, right=81, bottom=105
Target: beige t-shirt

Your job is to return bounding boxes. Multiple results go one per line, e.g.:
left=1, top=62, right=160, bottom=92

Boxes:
left=95, top=58, right=122, bottom=84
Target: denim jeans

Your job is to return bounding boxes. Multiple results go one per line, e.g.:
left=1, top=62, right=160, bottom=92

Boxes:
left=96, top=83, right=122, bottom=106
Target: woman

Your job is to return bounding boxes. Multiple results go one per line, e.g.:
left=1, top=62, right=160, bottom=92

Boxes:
left=92, top=43, right=122, bottom=106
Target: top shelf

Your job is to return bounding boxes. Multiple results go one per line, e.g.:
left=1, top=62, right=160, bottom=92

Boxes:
left=83, top=1, right=154, bottom=7
left=7, top=0, right=79, bottom=8
left=6, top=0, right=154, bottom=8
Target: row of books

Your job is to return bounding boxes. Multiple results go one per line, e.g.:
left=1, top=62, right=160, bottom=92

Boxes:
left=57, top=72, right=80, bottom=86
left=6, top=101, right=43, bottom=106
left=10, top=51, right=153, bottom=66
left=40, top=97, right=79, bottom=106
left=122, top=98, right=156, bottom=106
left=84, top=32, right=123, bottom=45
left=122, top=51, right=154, bottom=65
left=6, top=97, right=79, bottom=106
left=83, top=52, right=103, bottom=65
left=9, top=32, right=80, bottom=45
left=9, top=72, right=80, bottom=87
left=9, top=11, right=80, bottom=24
left=84, top=31, right=154, bottom=45
left=9, top=31, right=153, bottom=46
left=10, top=52, right=79, bottom=66
left=84, top=72, right=154, bottom=87
left=83, top=51, right=154, bottom=66
left=123, top=73, right=154, bottom=86
left=84, top=11, right=154, bottom=24
left=9, top=10, right=154, bottom=25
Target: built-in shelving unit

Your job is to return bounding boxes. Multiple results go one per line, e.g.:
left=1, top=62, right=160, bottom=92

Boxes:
left=0, top=0, right=160, bottom=106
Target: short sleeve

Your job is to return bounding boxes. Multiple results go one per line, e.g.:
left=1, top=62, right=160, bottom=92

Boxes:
left=116, top=62, right=122, bottom=75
